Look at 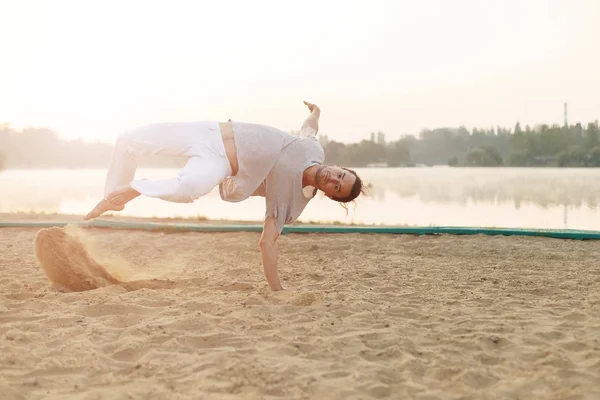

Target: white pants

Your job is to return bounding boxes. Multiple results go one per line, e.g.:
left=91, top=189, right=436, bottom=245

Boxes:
left=103, top=122, right=232, bottom=203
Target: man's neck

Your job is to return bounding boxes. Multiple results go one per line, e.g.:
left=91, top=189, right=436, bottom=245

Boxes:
left=302, top=165, right=320, bottom=188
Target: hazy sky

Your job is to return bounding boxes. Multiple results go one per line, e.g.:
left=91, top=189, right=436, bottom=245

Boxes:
left=1, top=0, right=599, bottom=144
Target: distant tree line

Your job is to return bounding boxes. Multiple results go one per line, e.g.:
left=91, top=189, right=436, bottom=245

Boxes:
left=1, top=120, right=599, bottom=169
left=320, top=121, right=600, bottom=167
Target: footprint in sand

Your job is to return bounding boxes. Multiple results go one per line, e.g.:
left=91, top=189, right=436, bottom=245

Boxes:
left=291, top=292, right=324, bottom=306
left=33, top=227, right=176, bottom=293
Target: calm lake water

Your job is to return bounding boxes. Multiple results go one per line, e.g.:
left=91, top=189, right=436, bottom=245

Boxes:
left=1, top=167, right=600, bottom=230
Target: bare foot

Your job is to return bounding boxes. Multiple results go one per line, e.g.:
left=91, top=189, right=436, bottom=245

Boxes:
left=106, top=184, right=140, bottom=206
left=83, top=199, right=124, bottom=220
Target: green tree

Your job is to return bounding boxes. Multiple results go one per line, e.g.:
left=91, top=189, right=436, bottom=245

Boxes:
left=588, top=146, right=600, bottom=167
left=385, top=139, right=412, bottom=166
left=514, top=122, right=522, bottom=134
left=465, top=146, right=503, bottom=167
left=539, top=124, right=571, bottom=156
left=323, top=141, right=347, bottom=165
left=557, top=145, right=587, bottom=167
left=585, top=122, right=600, bottom=149
left=509, top=151, right=532, bottom=167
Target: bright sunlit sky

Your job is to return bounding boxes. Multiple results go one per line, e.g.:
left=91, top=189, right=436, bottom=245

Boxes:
left=1, top=0, right=599, bottom=144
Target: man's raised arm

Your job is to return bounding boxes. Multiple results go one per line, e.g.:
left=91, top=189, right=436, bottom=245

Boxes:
left=299, top=100, right=321, bottom=137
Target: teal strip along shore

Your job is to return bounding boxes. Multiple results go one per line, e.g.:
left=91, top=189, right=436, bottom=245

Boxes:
left=2, top=220, right=600, bottom=240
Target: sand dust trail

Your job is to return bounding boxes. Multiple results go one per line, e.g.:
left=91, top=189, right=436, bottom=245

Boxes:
left=33, top=226, right=176, bottom=292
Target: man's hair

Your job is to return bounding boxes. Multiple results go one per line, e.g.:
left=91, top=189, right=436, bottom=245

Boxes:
left=330, top=167, right=364, bottom=203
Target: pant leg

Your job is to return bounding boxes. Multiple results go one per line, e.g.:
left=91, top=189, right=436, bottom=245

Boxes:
left=130, top=154, right=231, bottom=203
left=102, top=122, right=220, bottom=197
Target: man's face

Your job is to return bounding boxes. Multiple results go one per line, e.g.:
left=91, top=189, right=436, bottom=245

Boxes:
left=315, top=166, right=356, bottom=199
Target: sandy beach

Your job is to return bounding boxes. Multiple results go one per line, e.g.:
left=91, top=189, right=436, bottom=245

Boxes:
left=1, top=215, right=599, bottom=400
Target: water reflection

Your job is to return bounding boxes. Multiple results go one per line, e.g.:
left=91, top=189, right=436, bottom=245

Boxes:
left=359, top=167, right=600, bottom=209
left=1, top=167, right=600, bottom=230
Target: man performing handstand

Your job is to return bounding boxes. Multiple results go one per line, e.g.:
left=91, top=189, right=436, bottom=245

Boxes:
left=84, top=101, right=364, bottom=290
